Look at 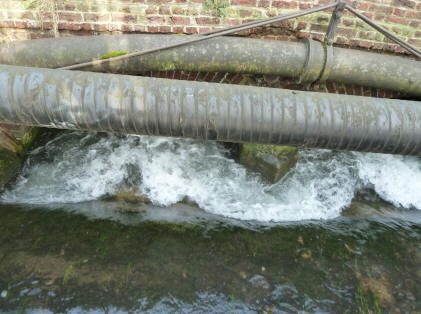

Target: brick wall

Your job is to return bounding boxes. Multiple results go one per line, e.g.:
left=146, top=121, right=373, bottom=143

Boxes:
left=0, top=0, right=419, bottom=98
left=0, top=0, right=419, bottom=52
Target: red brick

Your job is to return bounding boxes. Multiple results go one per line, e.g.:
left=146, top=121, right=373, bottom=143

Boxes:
left=336, top=28, right=357, bottom=37
left=409, top=20, right=419, bottom=27
left=186, top=7, right=199, bottom=15
left=84, top=13, right=110, bottom=22
left=220, top=18, right=240, bottom=25
left=409, top=38, right=421, bottom=46
left=299, top=3, right=312, bottom=9
left=316, top=16, right=329, bottom=23
left=335, top=36, right=348, bottom=45
left=258, top=0, right=270, bottom=8
left=296, top=21, right=307, bottom=30
left=196, top=17, right=220, bottom=25
left=145, top=7, right=158, bottom=14
left=386, top=15, right=409, bottom=24
left=185, top=26, right=198, bottom=33
left=362, top=12, right=374, bottom=19
left=80, top=23, right=93, bottom=31
left=63, top=3, right=76, bottom=10
left=360, top=40, right=374, bottom=49
left=368, top=4, right=393, bottom=14
left=159, top=25, right=171, bottom=32
left=147, top=26, right=159, bottom=32
left=30, top=32, right=51, bottom=40
left=148, top=0, right=172, bottom=3
left=112, top=14, right=137, bottom=23
left=58, top=22, right=82, bottom=31
left=172, top=7, right=186, bottom=14
left=272, top=20, right=293, bottom=28
left=311, top=33, right=324, bottom=41
left=120, top=6, right=131, bottom=13
left=41, top=22, right=54, bottom=29
left=297, top=31, right=310, bottom=38
left=345, top=84, right=354, bottom=95
left=266, top=9, right=277, bottom=17
left=239, top=9, right=253, bottom=17
left=392, top=0, right=415, bottom=8
left=199, top=27, right=211, bottom=33
left=310, top=24, right=328, bottom=32
left=8, top=11, right=35, bottom=20
left=358, top=31, right=377, bottom=40
left=354, top=85, right=363, bottom=96
left=342, top=19, right=354, bottom=26
left=374, top=13, right=385, bottom=20
left=13, top=21, right=28, bottom=29
left=393, top=8, right=406, bottom=16
left=407, top=11, right=421, bottom=19
left=148, top=16, right=165, bottom=23
left=120, top=24, right=134, bottom=32
left=231, top=0, right=257, bottom=5
left=356, top=2, right=369, bottom=10
left=39, top=12, right=53, bottom=20
left=107, top=24, right=119, bottom=32
left=272, top=1, right=298, bottom=9
left=94, top=24, right=108, bottom=31
left=159, top=6, right=171, bottom=14
left=170, top=16, right=190, bottom=24
left=173, top=26, right=184, bottom=33
left=58, top=12, right=82, bottom=22
left=134, top=25, right=146, bottom=32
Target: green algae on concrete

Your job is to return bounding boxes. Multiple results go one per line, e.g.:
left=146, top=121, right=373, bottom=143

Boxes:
left=0, top=148, right=21, bottom=186
left=0, top=126, right=44, bottom=187
left=0, top=202, right=419, bottom=313
left=98, top=51, right=127, bottom=60
left=239, top=144, right=298, bottom=184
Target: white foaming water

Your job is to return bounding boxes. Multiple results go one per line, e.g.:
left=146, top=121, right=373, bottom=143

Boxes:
left=1, top=132, right=421, bottom=222
left=356, top=153, right=421, bottom=209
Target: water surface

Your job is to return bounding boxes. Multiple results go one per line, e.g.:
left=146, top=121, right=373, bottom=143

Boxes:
left=0, top=131, right=420, bottom=313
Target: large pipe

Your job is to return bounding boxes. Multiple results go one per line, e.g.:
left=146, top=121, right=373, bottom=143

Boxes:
left=1, top=64, right=421, bottom=155
left=0, top=35, right=420, bottom=97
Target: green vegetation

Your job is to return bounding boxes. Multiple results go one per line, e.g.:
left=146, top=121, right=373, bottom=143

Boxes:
left=0, top=127, right=45, bottom=187
left=238, top=144, right=298, bottom=183
left=203, top=0, right=230, bottom=17
left=98, top=51, right=128, bottom=60
left=0, top=149, right=21, bottom=186
left=62, top=264, right=73, bottom=286
left=0, top=204, right=418, bottom=312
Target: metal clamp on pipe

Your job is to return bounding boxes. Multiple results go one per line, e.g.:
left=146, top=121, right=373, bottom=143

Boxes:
left=298, top=39, right=332, bottom=84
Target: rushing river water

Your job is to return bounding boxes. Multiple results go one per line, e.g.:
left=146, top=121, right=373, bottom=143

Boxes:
left=0, top=131, right=420, bottom=313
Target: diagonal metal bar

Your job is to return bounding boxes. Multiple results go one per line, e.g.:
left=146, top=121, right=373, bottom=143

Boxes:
left=324, top=0, right=346, bottom=45
left=59, top=2, right=337, bottom=70
left=345, top=4, right=421, bottom=59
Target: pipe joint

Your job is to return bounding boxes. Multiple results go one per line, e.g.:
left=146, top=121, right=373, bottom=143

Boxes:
left=298, top=38, right=332, bottom=84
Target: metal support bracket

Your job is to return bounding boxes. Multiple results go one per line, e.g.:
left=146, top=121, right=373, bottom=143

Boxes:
left=325, top=0, right=346, bottom=45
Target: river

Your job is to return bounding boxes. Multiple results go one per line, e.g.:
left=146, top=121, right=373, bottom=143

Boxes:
left=0, top=131, right=420, bottom=313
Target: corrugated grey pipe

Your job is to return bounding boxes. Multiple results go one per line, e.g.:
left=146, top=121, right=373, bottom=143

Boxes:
left=0, top=35, right=420, bottom=97
left=1, top=64, right=421, bottom=155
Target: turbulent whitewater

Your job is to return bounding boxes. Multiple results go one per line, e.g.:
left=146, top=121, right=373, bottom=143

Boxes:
left=1, top=131, right=421, bottom=222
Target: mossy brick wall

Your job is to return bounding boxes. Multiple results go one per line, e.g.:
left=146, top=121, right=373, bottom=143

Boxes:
left=0, top=0, right=419, bottom=98
left=0, top=0, right=419, bottom=52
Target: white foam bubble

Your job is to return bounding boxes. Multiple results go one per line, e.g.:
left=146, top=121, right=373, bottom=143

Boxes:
left=356, top=152, right=421, bottom=209
left=3, top=132, right=421, bottom=222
